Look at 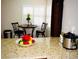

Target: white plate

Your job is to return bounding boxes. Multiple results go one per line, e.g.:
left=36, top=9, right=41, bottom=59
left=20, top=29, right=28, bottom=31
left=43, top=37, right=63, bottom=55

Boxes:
left=16, top=38, right=34, bottom=47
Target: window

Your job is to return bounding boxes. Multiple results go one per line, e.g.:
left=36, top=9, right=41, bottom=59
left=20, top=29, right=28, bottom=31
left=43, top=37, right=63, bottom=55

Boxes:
left=22, top=6, right=45, bottom=27
left=22, top=6, right=33, bottom=24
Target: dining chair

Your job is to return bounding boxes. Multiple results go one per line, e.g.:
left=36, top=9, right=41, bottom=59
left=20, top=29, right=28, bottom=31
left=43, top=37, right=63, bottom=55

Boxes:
left=11, top=22, right=24, bottom=38
left=36, top=22, right=48, bottom=37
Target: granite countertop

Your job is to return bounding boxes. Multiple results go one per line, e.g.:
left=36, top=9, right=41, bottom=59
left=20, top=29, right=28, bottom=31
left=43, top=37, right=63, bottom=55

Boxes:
left=1, top=37, right=78, bottom=59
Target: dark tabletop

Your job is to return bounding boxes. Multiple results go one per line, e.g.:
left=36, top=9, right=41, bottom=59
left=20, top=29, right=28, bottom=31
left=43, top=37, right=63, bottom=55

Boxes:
left=18, top=24, right=37, bottom=28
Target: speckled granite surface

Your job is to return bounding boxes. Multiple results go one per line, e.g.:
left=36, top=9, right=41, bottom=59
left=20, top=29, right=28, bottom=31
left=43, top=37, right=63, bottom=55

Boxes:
left=1, top=37, right=78, bottom=59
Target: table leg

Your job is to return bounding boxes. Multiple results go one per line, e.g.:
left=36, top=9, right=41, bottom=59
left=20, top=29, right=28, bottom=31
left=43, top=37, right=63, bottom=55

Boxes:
left=23, top=28, right=26, bottom=34
left=32, top=28, right=35, bottom=37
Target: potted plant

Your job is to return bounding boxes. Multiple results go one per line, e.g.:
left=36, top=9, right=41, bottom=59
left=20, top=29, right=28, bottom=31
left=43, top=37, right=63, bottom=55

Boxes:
left=26, top=14, right=31, bottom=25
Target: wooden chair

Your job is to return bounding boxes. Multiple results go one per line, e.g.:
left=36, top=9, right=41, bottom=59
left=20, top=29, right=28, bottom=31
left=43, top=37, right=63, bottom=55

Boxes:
left=36, top=22, right=47, bottom=37
left=11, top=22, right=24, bottom=38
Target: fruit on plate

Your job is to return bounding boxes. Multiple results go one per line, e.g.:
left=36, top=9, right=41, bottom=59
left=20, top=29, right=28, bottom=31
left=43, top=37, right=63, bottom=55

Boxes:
left=18, top=39, right=23, bottom=44
left=23, top=41, right=29, bottom=45
left=18, top=35, right=35, bottom=46
left=19, top=41, right=23, bottom=45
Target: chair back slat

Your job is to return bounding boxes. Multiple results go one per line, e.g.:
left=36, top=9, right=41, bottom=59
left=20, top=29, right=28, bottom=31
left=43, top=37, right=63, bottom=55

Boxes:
left=41, top=22, right=47, bottom=32
left=11, top=22, right=19, bottom=31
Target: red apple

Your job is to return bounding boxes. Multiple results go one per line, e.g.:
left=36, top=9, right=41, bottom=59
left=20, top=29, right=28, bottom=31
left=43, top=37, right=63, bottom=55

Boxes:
left=23, top=42, right=29, bottom=45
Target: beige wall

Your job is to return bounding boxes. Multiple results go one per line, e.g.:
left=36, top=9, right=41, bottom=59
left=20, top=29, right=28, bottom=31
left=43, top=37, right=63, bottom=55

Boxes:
left=1, top=0, right=23, bottom=37
left=62, top=0, right=78, bottom=35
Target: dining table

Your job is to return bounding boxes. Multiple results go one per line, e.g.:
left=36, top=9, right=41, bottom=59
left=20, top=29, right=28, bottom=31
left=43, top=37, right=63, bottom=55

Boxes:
left=18, top=24, right=37, bottom=37
left=1, top=37, right=77, bottom=59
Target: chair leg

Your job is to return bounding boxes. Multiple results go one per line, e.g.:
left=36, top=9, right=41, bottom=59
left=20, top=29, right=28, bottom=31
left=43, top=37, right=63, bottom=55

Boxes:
left=36, top=32, right=39, bottom=37
left=43, top=33, right=45, bottom=37
left=42, top=33, right=45, bottom=37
